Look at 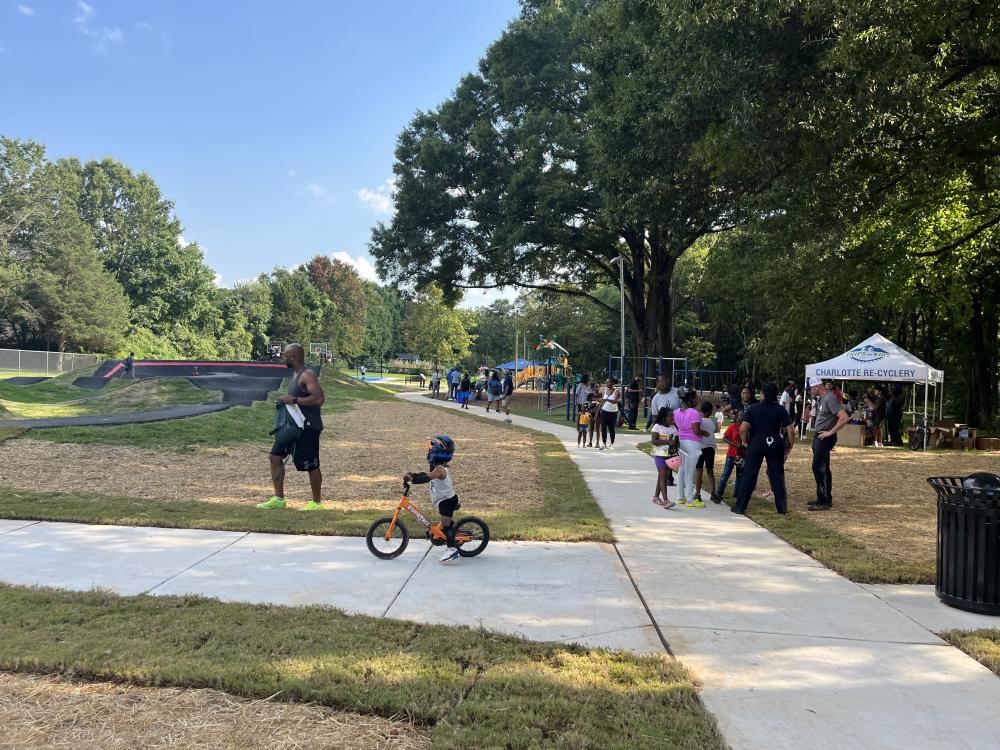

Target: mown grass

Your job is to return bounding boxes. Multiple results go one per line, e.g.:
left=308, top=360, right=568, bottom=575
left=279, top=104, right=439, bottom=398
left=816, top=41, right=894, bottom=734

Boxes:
left=634, top=440, right=935, bottom=584
left=0, top=430, right=612, bottom=543
left=0, top=378, right=214, bottom=419
left=0, top=370, right=127, bottom=405
left=941, top=629, right=1000, bottom=676
left=0, top=584, right=724, bottom=749
left=24, top=370, right=392, bottom=450
left=1, top=376, right=612, bottom=542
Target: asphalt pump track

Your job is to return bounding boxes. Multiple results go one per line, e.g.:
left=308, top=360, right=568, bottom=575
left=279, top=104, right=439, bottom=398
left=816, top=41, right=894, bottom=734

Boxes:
left=0, top=360, right=319, bottom=429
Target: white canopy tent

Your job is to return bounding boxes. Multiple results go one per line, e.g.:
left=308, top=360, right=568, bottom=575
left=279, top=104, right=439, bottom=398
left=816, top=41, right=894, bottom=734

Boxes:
left=805, top=333, right=945, bottom=446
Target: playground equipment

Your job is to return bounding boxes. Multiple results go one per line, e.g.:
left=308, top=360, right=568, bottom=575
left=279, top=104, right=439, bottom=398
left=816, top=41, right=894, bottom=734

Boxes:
left=534, top=338, right=571, bottom=412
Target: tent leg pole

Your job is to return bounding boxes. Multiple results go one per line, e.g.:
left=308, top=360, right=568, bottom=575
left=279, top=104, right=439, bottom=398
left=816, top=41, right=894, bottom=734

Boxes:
left=923, top=380, right=929, bottom=450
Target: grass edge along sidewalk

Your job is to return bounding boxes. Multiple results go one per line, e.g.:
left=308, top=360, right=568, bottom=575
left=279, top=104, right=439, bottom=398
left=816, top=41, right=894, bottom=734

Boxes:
left=0, top=381, right=613, bottom=543
left=0, top=584, right=725, bottom=750
left=634, top=441, right=934, bottom=584
left=942, top=629, right=1000, bottom=676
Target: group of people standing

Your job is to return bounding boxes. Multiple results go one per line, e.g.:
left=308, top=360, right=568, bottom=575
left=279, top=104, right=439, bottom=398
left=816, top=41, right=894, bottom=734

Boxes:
left=431, top=366, right=514, bottom=423
left=574, top=373, right=626, bottom=449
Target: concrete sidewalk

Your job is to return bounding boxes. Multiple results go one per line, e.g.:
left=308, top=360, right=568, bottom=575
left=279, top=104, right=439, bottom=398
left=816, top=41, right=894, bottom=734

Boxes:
left=400, top=393, right=1000, bottom=750
left=0, top=519, right=661, bottom=653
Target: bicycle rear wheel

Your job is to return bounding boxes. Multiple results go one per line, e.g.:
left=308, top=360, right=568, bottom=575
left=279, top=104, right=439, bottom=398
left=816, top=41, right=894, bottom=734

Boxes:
left=453, top=516, right=489, bottom=557
left=366, top=517, right=409, bottom=559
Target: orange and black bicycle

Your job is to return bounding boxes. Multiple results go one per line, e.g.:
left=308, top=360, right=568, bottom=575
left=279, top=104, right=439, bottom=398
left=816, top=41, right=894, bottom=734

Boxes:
left=365, top=483, right=490, bottom=560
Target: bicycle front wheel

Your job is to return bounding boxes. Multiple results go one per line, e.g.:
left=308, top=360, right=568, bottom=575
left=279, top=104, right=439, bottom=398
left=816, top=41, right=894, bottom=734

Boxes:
left=366, top=517, right=409, bottom=559
left=453, top=516, right=489, bottom=557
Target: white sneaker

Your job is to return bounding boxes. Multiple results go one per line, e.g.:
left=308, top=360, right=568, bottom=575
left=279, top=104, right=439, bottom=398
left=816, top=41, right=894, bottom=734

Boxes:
left=439, top=548, right=460, bottom=563
left=505, top=417, right=512, bottom=423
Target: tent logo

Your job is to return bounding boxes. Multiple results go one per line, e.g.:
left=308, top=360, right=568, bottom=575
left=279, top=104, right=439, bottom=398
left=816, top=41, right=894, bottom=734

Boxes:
left=849, top=345, right=889, bottom=363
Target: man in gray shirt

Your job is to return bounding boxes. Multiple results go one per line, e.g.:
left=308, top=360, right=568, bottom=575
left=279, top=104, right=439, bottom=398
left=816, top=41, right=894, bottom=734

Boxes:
left=809, top=378, right=849, bottom=511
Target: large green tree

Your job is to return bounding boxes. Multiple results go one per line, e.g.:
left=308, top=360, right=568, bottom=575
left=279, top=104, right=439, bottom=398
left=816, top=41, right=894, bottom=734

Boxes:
left=402, top=284, right=473, bottom=365
left=305, top=255, right=368, bottom=358
left=371, top=0, right=822, bottom=360
left=73, top=157, right=218, bottom=335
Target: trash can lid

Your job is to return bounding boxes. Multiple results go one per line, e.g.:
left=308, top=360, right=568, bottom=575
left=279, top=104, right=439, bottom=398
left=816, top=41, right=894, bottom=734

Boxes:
left=962, top=472, right=1000, bottom=492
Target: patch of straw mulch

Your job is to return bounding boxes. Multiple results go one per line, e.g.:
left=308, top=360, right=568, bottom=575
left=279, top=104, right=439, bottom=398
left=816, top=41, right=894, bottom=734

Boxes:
left=747, top=444, right=999, bottom=566
left=0, top=400, right=543, bottom=511
left=0, top=671, right=429, bottom=750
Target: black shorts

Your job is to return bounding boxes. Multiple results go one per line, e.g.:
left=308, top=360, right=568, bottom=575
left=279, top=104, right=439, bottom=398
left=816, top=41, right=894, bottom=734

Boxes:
left=436, top=495, right=461, bottom=518
left=271, top=428, right=321, bottom=471
left=696, top=446, right=716, bottom=469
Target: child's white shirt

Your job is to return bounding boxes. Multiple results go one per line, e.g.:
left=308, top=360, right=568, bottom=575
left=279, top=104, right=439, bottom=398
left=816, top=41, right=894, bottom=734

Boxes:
left=651, top=424, right=677, bottom=456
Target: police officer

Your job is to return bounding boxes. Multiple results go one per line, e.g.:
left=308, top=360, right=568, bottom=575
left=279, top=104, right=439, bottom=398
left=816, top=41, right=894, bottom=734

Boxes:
left=732, top=382, right=796, bottom=515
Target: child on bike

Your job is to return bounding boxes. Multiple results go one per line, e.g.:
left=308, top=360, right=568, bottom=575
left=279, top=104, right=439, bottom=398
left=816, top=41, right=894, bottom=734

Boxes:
left=403, top=434, right=462, bottom=563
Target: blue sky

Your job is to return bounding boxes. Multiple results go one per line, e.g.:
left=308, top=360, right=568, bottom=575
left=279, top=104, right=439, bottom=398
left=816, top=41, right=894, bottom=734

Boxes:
left=0, top=1, right=520, bottom=304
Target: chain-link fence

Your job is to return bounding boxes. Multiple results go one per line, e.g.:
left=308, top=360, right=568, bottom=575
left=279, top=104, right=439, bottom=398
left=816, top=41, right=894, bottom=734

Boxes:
left=0, top=348, right=101, bottom=376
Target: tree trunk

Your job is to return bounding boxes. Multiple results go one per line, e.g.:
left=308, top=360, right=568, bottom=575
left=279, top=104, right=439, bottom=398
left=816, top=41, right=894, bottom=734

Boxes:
left=965, top=286, right=998, bottom=428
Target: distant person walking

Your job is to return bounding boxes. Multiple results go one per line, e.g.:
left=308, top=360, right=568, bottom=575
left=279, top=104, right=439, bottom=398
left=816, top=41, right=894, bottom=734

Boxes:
left=123, top=352, right=136, bottom=379
left=485, top=370, right=503, bottom=413
left=501, top=370, right=514, bottom=423
left=458, top=371, right=472, bottom=408
left=258, top=343, right=326, bottom=512
left=431, top=369, right=442, bottom=399
left=732, top=383, right=795, bottom=515
left=808, top=378, right=849, bottom=511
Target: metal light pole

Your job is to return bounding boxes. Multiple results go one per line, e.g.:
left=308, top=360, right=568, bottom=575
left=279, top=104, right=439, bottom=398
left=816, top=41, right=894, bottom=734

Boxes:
left=611, top=255, right=626, bottom=398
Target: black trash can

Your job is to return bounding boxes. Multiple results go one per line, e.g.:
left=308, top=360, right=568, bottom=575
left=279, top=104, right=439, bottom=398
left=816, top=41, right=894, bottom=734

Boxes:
left=928, top=475, right=1000, bottom=615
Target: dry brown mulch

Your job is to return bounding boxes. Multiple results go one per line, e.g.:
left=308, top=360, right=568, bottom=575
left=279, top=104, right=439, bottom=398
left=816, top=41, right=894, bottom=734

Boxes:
left=747, top=444, right=999, bottom=566
left=0, top=401, right=542, bottom=511
left=0, top=671, right=429, bottom=750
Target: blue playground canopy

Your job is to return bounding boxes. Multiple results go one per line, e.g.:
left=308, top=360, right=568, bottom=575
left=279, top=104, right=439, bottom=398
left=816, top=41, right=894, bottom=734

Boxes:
left=495, top=358, right=536, bottom=371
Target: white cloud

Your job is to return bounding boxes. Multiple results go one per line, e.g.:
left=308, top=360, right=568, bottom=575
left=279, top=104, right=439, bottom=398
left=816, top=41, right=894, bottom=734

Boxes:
left=305, top=181, right=335, bottom=203
left=74, top=1, right=93, bottom=24
left=356, top=179, right=395, bottom=215
left=137, top=20, right=153, bottom=31
left=73, top=2, right=123, bottom=55
left=176, top=234, right=190, bottom=248
left=332, top=252, right=379, bottom=282
left=213, top=273, right=224, bottom=288
left=17, top=5, right=35, bottom=16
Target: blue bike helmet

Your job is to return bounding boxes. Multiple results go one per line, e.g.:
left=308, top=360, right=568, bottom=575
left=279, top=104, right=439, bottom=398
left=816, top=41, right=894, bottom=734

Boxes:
left=427, top=434, right=455, bottom=465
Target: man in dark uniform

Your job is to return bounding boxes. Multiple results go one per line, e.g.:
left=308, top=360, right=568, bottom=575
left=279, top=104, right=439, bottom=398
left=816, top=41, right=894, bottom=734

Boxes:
left=732, top=383, right=796, bottom=515
left=257, top=343, right=326, bottom=511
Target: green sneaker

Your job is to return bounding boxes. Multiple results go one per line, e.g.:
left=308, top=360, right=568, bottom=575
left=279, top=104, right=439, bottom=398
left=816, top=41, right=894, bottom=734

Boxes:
left=300, top=501, right=324, bottom=511
left=256, top=496, right=286, bottom=509
left=676, top=498, right=688, bottom=505
left=688, top=500, right=706, bottom=508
